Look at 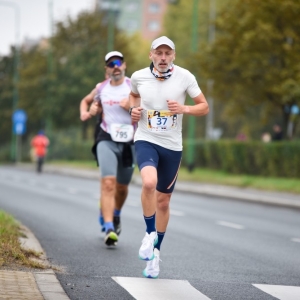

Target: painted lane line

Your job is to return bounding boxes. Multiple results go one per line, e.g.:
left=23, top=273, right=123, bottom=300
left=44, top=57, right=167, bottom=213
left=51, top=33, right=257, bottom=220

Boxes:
left=217, top=221, right=245, bottom=230
left=291, top=238, right=300, bottom=243
left=170, top=209, right=185, bottom=217
left=113, top=277, right=211, bottom=300
left=253, top=284, right=300, bottom=300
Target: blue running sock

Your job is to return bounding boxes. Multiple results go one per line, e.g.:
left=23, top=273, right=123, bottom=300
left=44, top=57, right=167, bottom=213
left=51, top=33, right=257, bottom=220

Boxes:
left=99, top=210, right=105, bottom=232
left=104, top=222, right=114, bottom=233
left=99, top=211, right=104, bottom=226
left=155, top=231, right=165, bottom=250
left=114, top=209, right=121, bottom=217
left=144, top=213, right=156, bottom=234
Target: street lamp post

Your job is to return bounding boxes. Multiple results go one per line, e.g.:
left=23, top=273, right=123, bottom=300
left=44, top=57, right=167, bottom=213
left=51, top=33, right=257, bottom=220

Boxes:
left=186, top=0, right=199, bottom=172
left=205, top=0, right=216, bottom=139
left=0, top=1, right=21, bottom=161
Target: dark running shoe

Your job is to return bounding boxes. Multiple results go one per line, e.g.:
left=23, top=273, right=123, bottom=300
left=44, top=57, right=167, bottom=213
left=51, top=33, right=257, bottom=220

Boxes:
left=104, top=229, right=118, bottom=246
left=113, top=216, right=121, bottom=236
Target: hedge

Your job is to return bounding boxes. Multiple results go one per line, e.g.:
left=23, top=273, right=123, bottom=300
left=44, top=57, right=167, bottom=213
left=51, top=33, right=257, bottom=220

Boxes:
left=183, top=140, right=300, bottom=178
left=1, top=138, right=299, bottom=178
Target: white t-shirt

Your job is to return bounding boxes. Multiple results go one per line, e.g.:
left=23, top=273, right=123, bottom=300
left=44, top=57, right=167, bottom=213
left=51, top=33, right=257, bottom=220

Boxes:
left=130, top=65, right=201, bottom=151
left=98, top=78, right=132, bottom=134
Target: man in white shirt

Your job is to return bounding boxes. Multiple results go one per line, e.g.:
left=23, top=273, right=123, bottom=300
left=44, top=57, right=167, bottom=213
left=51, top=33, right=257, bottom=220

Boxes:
left=129, top=36, right=209, bottom=278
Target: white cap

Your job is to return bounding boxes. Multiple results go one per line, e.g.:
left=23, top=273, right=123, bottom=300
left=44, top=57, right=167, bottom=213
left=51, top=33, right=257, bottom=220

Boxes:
left=105, top=51, right=123, bottom=62
left=151, top=36, right=175, bottom=50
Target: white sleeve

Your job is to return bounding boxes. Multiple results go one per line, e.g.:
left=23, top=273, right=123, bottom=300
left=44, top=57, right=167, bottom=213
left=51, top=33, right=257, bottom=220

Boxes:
left=93, top=82, right=102, bottom=102
left=130, top=72, right=139, bottom=94
left=186, top=72, right=201, bottom=99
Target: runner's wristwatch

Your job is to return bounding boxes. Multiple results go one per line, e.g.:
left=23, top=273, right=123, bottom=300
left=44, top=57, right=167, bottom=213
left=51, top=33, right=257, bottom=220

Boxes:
left=128, top=106, right=136, bottom=115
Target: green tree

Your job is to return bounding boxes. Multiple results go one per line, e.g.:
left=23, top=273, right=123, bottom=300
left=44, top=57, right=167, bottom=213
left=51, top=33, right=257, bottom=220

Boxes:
left=15, top=11, right=144, bottom=143
left=0, top=53, right=15, bottom=145
left=197, top=0, right=300, bottom=138
left=163, top=0, right=231, bottom=139
left=18, top=47, right=48, bottom=132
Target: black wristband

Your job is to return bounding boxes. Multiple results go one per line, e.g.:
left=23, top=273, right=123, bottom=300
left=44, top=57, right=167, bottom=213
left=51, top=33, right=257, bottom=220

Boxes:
left=128, top=106, right=136, bottom=115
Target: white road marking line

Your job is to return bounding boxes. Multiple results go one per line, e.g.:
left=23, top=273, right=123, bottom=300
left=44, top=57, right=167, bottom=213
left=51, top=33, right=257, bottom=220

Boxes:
left=217, top=221, right=245, bottom=230
left=291, top=238, right=300, bottom=243
left=112, top=277, right=211, bottom=300
left=170, top=209, right=185, bottom=217
left=253, top=284, right=300, bottom=300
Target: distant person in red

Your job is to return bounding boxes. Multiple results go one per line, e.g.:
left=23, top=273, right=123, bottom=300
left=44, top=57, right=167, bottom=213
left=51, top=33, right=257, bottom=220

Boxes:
left=31, top=130, right=50, bottom=173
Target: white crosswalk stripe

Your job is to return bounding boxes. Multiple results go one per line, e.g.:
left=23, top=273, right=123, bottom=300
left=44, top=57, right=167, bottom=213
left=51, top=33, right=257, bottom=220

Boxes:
left=112, top=277, right=211, bottom=300
left=113, top=277, right=300, bottom=300
left=253, top=284, right=300, bottom=300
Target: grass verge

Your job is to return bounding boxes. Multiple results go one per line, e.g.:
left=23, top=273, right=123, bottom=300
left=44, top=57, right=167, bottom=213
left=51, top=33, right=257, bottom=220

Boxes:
left=48, top=160, right=300, bottom=194
left=177, top=168, right=300, bottom=194
left=0, top=210, right=45, bottom=269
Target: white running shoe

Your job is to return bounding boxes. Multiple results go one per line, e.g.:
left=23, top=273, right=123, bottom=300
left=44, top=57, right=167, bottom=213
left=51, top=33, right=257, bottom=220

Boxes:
left=143, top=248, right=160, bottom=279
left=139, top=231, right=158, bottom=261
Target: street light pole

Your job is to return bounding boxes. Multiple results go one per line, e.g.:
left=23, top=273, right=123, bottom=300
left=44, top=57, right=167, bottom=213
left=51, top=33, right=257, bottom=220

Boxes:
left=205, top=0, right=216, bottom=139
left=0, top=1, right=21, bottom=161
left=186, top=0, right=199, bottom=172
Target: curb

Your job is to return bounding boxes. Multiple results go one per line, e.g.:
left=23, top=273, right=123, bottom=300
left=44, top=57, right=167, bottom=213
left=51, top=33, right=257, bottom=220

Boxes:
left=19, top=225, right=70, bottom=300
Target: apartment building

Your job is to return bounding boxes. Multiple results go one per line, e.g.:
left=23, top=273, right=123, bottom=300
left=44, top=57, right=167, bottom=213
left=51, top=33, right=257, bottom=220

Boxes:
left=96, top=0, right=170, bottom=40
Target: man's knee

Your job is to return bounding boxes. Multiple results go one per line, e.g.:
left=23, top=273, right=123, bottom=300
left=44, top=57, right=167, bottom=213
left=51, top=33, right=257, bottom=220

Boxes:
left=142, top=177, right=157, bottom=193
left=101, top=177, right=116, bottom=194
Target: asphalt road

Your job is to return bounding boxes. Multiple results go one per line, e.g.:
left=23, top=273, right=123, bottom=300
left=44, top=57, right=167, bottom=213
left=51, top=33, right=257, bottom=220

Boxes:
left=0, top=166, right=300, bottom=300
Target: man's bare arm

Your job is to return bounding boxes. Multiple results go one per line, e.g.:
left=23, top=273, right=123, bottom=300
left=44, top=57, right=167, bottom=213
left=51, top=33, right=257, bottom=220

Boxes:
left=167, top=93, right=209, bottom=116
left=80, top=88, right=96, bottom=121
left=80, top=88, right=103, bottom=121
left=129, top=91, right=143, bottom=123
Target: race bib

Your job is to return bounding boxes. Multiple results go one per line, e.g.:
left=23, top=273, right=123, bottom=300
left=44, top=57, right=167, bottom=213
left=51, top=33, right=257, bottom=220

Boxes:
left=147, top=110, right=177, bottom=132
left=110, top=124, right=134, bottom=142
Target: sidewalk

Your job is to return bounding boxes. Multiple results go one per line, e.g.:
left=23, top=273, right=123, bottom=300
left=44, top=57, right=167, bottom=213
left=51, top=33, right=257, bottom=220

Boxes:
left=0, top=225, right=70, bottom=300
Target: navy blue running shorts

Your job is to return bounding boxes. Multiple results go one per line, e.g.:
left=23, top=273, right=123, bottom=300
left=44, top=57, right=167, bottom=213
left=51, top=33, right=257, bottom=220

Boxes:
left=134, top=140, right=182, bottom=194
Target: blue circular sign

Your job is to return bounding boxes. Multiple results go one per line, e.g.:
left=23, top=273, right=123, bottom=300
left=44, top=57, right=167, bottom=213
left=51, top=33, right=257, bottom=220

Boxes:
left=12, top=109, right=27, bottom=123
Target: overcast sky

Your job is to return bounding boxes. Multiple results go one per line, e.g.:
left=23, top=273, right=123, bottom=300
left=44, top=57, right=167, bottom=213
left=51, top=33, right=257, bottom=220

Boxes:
left=0, top=0, right=95, bottom=55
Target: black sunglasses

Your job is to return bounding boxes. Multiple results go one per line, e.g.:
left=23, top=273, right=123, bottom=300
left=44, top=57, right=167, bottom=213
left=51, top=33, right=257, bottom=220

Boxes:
left=106, top=59, right=123, bottom=68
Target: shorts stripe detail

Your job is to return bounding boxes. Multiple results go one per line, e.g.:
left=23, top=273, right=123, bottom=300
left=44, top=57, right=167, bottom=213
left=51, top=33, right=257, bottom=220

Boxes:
left=167, top=158, right=181, bottom=190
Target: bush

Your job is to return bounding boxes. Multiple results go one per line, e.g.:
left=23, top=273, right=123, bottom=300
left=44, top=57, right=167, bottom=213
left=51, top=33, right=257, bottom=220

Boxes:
left=183, top=140, right=300, bottom=178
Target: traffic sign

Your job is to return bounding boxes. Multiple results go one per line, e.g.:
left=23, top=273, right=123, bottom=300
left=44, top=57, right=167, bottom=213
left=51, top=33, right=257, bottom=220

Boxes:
left=13, top=122, right=26, bottom=135
left=12, top=109, right=27, bottom=123
left=12, top=109, right=27, bottom=135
